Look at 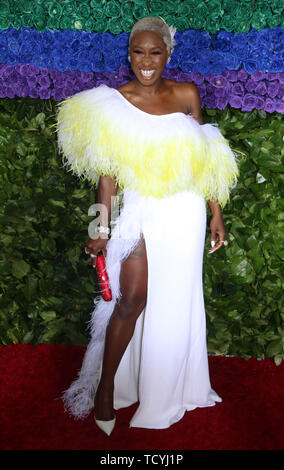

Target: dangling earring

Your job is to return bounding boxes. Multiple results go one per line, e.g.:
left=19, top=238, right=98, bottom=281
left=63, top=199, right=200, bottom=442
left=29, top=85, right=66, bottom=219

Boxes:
left=167, top=56, right=171, bottom=64
left=128, top=54, right=131, bottom=62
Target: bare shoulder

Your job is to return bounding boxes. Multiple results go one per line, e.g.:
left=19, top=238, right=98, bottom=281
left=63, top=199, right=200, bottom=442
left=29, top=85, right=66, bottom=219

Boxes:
left=116, top=80, right=135, bottom=95
left=167, top=80, right=202, bottom=123
left=171, top=80, right=200, bottom=102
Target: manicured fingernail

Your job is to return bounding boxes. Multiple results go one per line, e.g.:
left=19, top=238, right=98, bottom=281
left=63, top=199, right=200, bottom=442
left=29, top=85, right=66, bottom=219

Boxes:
left=211, top=241, right=216, bottom=248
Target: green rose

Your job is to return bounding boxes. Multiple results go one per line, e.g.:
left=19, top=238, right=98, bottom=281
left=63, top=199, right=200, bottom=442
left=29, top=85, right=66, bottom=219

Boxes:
left=107, top=18, right=123, bottom=34
left=251, top=11, right=268, bottom=30
left=61, top=1, right=77, bottom=14
left=0, top=15, right=11, bottom=29
left=93, top=18, right=109, bottom=33
left=177, top=2, right=192, bottom=17
left=92, top=6, right=105, bottom=19
left=0, top=4, right=10, bottom=16
left=46, top=16, right=61, bottom=29
left=77, top=4, right=91, bottom=19
left=120, top=16, right=134, bottom=33
left=269, top=0, right=284, bottom=14
left=175, top=17, right=189, bottom=31
left=133, top=6, right=150, bottom=20
left=164, top=0, right=179, bottom=13
left=149, top=0, right=165, bottom=14
left=84, top=18, right=96, bottom=31
left=105, top=1, right=121, bottom=18
left=204, top=17, right=220, bottom=34
left=120, top=1, right=133, bottom=16
left=21, top=12, right=35, bottom=28
left=132, top=0, right=148, bottom=5
left=48, top=1, right=63, bottom=19
left=223, top=0, right=238, bottom=12
left=10, top=15, right=23, bottom=30
left=267, top=13, right=282, bottom=28
left=59, top=16, right=73, bottom=30
left=221, top=15, right=237, bottom=32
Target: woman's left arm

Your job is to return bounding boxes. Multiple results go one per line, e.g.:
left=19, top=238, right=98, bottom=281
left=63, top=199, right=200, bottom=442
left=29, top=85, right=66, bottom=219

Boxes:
left=183, top=83, right=226, bottom=253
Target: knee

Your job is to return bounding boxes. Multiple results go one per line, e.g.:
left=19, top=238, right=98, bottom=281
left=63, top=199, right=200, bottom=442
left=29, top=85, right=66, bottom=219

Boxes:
left=117, top=291, right=147, bottom=321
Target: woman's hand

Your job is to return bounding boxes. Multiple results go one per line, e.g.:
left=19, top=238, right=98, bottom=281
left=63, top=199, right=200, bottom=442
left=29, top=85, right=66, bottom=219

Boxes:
left=207, top=201, right=227, bottom=254
left=85, top=237, right=108, bottom=267
left=209, top=212, right=226, bottom=254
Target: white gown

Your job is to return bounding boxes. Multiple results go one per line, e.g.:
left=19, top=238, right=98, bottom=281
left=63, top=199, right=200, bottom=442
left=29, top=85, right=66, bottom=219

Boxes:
left=113, top=189, right=222, bottom=429
left=57, top=85, right=237, bottom=429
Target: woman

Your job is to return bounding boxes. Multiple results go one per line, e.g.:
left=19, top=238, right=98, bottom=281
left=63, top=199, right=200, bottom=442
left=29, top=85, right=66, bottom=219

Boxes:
left=57, top=17, right=238, bottom=435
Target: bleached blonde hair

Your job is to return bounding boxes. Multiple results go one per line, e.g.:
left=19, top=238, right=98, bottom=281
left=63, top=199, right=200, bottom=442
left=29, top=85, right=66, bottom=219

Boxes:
left=129, top=17, right=176, bottom=53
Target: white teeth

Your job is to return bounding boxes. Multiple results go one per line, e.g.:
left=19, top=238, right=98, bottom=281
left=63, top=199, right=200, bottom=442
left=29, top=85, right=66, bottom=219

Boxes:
left=141, top=70, right=154, bottom=77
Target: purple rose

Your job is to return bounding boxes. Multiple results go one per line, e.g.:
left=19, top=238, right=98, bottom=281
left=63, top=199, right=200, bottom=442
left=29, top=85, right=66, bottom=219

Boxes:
left=2, top=65, right=14, bottom=78
left=222, top=70, right=238, bottom=82
left=242, top=94, right=257, bottom=111
left=38, top=75, right=51, bottom=89
left=267, top=81, right=280, bottom=98
left=237, top=69, right=248, bottom=82
left=217, top=96, right=228, bottom=110
left=39, top=88, right=51, bottom=99
left=29, top=88, right=40, bottom=98
left=277, top=84, right=284, bottom=98
left=255, top=96, right=265, bottom=110
left=52, top=87, right=64, bottom=101
left=204, top=94, right=217, bottom=109
left=229, top=95, right=242, bottom=109
left=255, top=81, right=267, bottom=96
left=251, top=71, right=266, bottom=82
left=245, top=79, right=256, bottom=93
left=192, top=72, right=204, bottom=85
left=232, top=82, right=245, bottom=96
left=6, top=86, right=15, bottom=98
left=197, top=83, right=206, bottom=98
left=0, top=84, right=6, bottom=98
left=17, top=64, right=38, bottom=77
left=27, top=75, right=37, bottom=88
left=275, top=101, right=284, bottom=113
left=264, top=98, right=276, bottom=113
left=208, top=75, right=228, bottom=88
left=16, top=84, right=29, bottom=98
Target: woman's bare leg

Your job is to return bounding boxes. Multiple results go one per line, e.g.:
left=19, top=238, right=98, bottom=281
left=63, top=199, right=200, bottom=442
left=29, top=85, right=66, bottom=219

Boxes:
left=94, top=237, right=148, bottom=420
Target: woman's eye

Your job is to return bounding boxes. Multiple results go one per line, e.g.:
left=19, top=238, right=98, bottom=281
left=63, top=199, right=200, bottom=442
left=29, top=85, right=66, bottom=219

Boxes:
left=152, top=51, right=162, bottom=55
left=133, top=50, right=142, bottom=54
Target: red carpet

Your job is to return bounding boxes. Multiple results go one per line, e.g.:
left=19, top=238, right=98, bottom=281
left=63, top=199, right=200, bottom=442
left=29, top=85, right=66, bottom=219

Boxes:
left=0, top=344, right=283, bottom=450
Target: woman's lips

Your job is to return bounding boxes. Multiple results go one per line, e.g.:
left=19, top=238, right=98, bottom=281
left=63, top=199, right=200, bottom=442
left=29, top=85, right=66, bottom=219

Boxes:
left=140, top=69, right=155, bottom=79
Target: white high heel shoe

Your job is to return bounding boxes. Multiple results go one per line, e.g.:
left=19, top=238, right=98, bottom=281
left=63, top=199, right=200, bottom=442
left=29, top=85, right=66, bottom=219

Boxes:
left=94, top=415, right=116, bottom=436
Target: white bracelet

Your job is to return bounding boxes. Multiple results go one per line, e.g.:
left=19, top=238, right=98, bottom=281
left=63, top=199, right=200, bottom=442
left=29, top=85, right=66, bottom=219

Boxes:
left=94, top=226, right=110, bottom=234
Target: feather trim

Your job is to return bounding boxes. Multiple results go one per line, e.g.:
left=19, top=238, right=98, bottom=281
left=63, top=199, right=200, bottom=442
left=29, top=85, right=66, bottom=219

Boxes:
left=56, top=85, right=238, bottom=207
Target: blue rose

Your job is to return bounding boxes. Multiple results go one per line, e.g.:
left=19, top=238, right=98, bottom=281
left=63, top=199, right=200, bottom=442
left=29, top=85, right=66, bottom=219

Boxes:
left=243, top=59, right=259, bottom=75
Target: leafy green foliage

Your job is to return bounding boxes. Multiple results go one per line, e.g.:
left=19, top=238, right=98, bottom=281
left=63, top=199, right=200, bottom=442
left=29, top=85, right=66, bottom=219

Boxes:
left=203, top=107, right=284, bottom=365
left=0, top=97, right=98, bottom=346
left=0, top=98, right=283, bottom=364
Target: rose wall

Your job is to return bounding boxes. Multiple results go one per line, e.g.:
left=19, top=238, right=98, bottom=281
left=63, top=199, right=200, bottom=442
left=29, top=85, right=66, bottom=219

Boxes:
left=0, top=1, right=283, bottom=364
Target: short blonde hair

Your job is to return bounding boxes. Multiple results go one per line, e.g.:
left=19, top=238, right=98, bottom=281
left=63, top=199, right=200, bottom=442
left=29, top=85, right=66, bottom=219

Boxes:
left=129, top=17, right=176, bottom=53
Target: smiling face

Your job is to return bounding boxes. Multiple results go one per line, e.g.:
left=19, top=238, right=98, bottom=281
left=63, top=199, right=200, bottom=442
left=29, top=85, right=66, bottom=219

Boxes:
left=129, top=30, right=170, bottom=86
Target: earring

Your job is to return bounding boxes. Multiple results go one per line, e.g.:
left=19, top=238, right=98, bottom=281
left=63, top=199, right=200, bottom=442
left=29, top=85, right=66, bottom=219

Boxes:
left=167, top=56, right=171, bottom=64
left=128, top=54, right=131, bottom=62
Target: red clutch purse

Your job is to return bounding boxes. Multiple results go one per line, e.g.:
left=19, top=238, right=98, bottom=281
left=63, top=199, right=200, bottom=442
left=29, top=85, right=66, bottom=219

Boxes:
left=95, top=250, right=112, bottom=301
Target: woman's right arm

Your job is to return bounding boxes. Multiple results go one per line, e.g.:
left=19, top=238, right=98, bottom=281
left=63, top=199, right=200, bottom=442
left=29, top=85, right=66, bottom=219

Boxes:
left=85, top=176, right=118, bottom=261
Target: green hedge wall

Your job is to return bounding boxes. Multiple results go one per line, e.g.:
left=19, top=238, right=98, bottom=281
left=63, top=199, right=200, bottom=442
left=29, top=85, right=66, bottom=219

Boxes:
left=0, top=97, right=283, bottom=364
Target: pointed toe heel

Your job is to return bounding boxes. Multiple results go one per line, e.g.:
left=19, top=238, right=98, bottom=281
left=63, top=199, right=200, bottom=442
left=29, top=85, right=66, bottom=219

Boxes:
left=94, top=415, right=116, bottom=436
